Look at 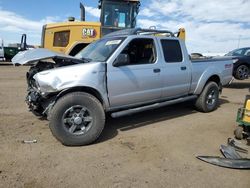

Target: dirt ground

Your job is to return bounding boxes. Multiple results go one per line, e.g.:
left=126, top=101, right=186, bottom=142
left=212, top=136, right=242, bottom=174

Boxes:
left=0, top=63, right=250, bottom=188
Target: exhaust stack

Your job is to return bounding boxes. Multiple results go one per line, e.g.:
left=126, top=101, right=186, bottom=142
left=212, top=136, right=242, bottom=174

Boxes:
left=80, top=3, right=85, bottom=21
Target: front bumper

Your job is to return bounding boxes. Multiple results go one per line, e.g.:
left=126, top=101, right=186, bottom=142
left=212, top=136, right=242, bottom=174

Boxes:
left=26, top=89, right=44, bottom=116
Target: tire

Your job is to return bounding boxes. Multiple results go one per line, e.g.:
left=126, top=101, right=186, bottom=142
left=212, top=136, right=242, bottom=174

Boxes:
left=49, top=92, right=105, bottom=146
left=234, top=64, right=249, bottom=80
left=234, top=126, right=244, bottom=140
left=195, top=82, right=219, bottom=112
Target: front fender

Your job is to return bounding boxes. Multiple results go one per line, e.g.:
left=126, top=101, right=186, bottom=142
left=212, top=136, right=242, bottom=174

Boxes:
left=55, top=86, right=109, bottom=110
left=34, top=62, right=109, bottom=108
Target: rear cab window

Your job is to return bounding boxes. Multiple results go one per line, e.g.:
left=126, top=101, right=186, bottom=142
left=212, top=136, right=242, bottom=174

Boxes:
left=161, top=39, right=183, bottom=63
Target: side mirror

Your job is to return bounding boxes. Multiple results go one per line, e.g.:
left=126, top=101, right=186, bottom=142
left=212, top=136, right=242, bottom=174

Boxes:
left=113, top=54, right=130, bottom=67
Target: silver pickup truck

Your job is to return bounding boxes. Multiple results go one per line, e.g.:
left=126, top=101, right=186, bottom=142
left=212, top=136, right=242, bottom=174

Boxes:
left=12, top=28, right=234, bottom=146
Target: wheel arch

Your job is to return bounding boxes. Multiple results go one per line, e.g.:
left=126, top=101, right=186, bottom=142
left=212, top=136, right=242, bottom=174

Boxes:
left=206, top=75, right=221, bottom=91
left=237, top=62, right=250, bottom=67
left=194, top=74, right=221, bottom=95
left=56, top=86, right=108, bottom=110
left=234, top=62, right=249, bottom=71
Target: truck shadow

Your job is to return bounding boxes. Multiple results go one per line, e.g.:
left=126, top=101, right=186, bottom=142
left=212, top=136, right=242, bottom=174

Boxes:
left=0, top=62, right=13, bottom=66
left=96, top=99, right=229, bottom=144
left=225, top=81, right=250, bottom=89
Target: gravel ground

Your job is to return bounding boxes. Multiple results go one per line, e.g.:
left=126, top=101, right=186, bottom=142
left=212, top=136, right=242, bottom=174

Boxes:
left=0, top=64, right=249, bottom=188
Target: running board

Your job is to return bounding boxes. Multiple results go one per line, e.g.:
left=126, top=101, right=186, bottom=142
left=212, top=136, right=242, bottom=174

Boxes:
left=111, top=95, right=197, bottom=118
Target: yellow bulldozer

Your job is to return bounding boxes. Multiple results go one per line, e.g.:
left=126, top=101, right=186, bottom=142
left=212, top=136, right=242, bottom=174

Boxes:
left=41, top=0, right=185, bottom=56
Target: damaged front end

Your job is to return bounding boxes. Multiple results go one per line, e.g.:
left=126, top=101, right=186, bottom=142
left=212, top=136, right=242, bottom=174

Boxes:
left=25, top=61, right=79, bottom=117
left=25, top=86, right=56, bottom=117
left=25, top=62, right=58, bottom=117
left=12, top=48, right=105, bottom=118
left=26, top=87, right=44, bottom=116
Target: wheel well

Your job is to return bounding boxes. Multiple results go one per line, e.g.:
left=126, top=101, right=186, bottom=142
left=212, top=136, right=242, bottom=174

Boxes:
left=206, top=75, right=220, bottom=85
left=240, top=62, right=249, bottom=66
left=206, top=75, right=221, bottom=91
left=56, top=87, right=104, bottom=107
left=236, top=63, right=249, bottom=69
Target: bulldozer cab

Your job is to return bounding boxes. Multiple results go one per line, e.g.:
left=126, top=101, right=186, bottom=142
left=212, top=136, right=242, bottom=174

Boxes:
left=99, top=0, right=140, bottom=36
left=42, top=0, right=140, bottom=55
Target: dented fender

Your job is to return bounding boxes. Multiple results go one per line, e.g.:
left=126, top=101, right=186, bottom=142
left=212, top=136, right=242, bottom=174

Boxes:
left=33, top=62, right=109, bottom=108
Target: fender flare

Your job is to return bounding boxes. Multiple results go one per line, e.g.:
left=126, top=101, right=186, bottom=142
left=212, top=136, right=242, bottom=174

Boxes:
left=194, top=67, right=222, bottom=94
left=44, top=86, right=109, bottom=116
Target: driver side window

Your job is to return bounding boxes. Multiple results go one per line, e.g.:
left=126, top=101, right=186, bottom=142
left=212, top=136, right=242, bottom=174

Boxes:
left=120, top=38, right=156, bottom=65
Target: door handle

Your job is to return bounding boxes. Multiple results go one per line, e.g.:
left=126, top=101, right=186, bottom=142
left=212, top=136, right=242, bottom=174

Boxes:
left=181, top=66, right=187, bottom=71
left=153, top=68, right=161, bottom=73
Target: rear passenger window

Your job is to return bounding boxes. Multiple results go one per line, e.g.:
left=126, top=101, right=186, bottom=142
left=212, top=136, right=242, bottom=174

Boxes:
left=161, top=40, right=183, bottom=63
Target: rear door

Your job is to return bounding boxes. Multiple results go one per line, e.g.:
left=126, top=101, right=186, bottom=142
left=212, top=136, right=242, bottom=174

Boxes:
left=107, top=37, right=162, bottom=108
left=160, top=39, right=191, bottom=99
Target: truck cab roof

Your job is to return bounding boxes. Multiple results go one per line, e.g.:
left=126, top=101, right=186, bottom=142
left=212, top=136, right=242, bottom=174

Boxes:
left=103, top=28, right=176, bottom=39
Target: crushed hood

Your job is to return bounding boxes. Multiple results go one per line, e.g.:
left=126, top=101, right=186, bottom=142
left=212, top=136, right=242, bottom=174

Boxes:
left=11, top=48, right=83, bottom=65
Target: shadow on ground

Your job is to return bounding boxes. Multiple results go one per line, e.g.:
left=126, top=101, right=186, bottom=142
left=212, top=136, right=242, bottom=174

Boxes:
left=97, top=98, right=229, bottom=144
left=226, top=81, right=250, bottom=89
left=0, top=62, right=13, bottom=66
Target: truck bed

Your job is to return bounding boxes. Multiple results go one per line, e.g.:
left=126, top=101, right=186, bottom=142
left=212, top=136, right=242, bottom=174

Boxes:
left=190, top=57, right=233, bottom=94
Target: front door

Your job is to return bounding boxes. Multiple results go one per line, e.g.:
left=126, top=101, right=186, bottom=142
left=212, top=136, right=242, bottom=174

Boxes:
left=107, top=38, right=162, bottom=108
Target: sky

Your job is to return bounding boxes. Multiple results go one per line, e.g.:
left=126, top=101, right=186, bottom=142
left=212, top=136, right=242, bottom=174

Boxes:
left=0, top=0, right=249, bottom=53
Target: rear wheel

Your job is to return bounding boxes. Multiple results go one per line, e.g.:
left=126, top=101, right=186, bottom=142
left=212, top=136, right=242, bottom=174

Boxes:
left=49, top=92, right=105, bottom=146
left=195, top=82, right=219, bottom=112
left=235, top=65, right=249, bottom=80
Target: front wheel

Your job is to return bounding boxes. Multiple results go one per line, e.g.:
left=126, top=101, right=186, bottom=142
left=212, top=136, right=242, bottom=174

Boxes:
left=49, top=92, right=105, bottom=146
left=195, top=82, right=219, bottom=112
left=235, top=65, right=249, bottom=80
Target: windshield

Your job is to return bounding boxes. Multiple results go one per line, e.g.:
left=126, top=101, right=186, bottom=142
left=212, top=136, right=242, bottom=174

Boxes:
left=225, top=48, right=244, bottom=56
left=75, top=37, right=124, bottom=62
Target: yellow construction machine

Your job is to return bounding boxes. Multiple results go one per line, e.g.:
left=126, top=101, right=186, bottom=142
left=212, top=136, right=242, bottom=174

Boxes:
left=41, top=0, right=141, bottom=55
left=41, top=0, right=185, bottom=55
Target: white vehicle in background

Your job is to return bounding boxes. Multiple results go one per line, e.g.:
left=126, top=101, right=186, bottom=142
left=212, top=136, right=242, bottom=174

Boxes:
left=0, top=38, right=4, bottom=61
